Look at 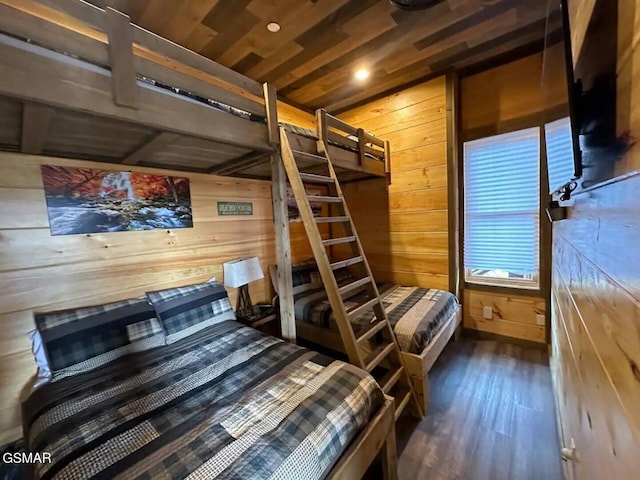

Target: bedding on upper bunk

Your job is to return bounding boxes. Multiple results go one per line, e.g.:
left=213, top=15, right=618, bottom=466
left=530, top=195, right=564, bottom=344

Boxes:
left=22, top=320, right=383, bottom=480
left=136, top=79, right=380, bottom=160
left=279, top=262, right=459, bottom=354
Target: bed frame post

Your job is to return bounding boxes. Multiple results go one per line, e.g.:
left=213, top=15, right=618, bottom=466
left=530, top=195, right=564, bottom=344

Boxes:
left=327, top=396, right=398, bottom=479
left=263, top=82, right=295, bottom=343
left=104, top=7, right=138, bottom=109
left=384, top=140, right=392, bottom=183
left=381, top=419, right=399, bottom=480
left=356, top=128, right=366, bottom=166
left=315, top=108, right=328, bottom=150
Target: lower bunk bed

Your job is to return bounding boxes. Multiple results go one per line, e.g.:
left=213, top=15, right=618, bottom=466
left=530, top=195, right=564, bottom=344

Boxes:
left=270, top=262, right=462, bottom=413
left=22, top=282, right=397, bottom=480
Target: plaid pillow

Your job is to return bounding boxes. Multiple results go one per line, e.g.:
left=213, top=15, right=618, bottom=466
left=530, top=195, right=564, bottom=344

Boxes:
left=291, top=259, right=320, bottom=287
left=34, top=298, right=162, bottom=376
left=146, top=281, right=235, bottom=344
left=126, top=318, right=163, bottom=342
left=270, top=260, right=355, bottom=294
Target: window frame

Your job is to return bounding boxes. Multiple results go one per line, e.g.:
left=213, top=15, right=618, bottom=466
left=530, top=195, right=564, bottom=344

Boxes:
left=464, top=268, right=539, bottom=290
left=462, top=127, right=542, bottom=291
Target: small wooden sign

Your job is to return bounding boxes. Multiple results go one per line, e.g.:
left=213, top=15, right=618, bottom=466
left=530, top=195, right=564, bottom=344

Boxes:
left=217, top=201, right=253, bottom=216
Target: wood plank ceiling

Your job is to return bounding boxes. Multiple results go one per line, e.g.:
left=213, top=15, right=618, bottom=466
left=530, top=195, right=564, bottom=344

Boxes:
left=99, top=0, right=559, bottom=112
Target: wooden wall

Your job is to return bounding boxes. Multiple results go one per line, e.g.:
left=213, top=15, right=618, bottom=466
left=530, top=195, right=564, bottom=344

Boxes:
left=0, top=150, right=312, bottom=445
left=616, top=0, right=640, bottom=174
left=463, top=290, right=546, bottom=344
left=567, top=0, right=597, bottom=66
left=274, top=101, right=331, bottom=261
left=551, top=173, right=640, bottom=478
left=550, top=2, right=640, bottom=475
left=276, top=101, right=315, bottom=130
left=461, top=45, right=568, bottom=135
left=335, top=76, right=450, bottom=291
left=459, top=47, right=568, bottom=344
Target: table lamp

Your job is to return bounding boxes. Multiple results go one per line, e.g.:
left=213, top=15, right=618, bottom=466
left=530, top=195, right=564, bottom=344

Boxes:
left=223, top=257, right=264, bottom=318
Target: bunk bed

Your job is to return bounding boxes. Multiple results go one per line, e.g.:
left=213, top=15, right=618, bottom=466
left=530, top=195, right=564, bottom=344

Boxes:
left=0, top=0, right=388, bottom=181
left=0, top=1, right=396, bottom=479
left=270, top=262, right=462, bottom=412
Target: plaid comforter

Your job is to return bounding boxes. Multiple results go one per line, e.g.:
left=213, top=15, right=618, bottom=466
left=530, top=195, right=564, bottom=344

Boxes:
left=23, top=321, right=383, bottom=480
left=295, top=285, right=459, bottom=354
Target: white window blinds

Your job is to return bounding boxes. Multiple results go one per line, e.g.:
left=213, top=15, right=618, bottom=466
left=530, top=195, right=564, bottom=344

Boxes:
left=545, top=117, right=576, bottom=194
left=463, top=127, right=540, bottom=278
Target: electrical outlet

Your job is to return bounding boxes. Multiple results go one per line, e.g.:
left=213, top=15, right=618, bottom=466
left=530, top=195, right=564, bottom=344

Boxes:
left=483, top=306, right=493, bottom=320
left=536, top=314, right=545, bottom=326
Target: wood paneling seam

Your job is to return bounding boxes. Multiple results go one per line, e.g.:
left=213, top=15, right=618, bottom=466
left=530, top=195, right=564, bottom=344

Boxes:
left=557, top=232, right=640, bottom=305
left=554, top=265, right=640, bottom=443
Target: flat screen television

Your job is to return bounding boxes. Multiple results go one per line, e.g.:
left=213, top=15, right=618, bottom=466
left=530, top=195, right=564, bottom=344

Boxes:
left=542, top=0, right=621, bottom=197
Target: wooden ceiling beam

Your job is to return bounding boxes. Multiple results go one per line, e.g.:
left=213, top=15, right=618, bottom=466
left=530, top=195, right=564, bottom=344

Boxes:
left=217, top=0, right=352, bottom=70
left=276, top=1, right=474, bottom=97
left=322, top=14, right=552, bottom=112
left=122, top=132, right=180, bottom=165
left=294, top=5, right=549, bottom=110
left=20, top=103, right=54, bottom=154
left=270, top=0, right=398, bottom=90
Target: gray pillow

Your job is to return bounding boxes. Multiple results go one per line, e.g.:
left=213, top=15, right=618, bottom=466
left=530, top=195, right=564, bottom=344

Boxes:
left=146, top=281, right=235, bottom=344
left=34, top=298, right=163, bottom=379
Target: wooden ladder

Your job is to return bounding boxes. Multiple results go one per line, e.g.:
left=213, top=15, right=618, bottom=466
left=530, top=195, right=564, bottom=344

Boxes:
left=279, top=126, right=423, bottom=420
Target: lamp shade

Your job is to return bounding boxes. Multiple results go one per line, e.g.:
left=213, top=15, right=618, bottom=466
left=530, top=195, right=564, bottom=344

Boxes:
left=223, top=257, right=264, bottom=288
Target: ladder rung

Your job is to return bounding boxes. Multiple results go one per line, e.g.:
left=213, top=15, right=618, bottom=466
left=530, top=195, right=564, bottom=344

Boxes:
left=315, top=216, right=349, bottom=224
left=364, top=342, right=395, bottom=372
left=292, top=150, right=326, bottom=163
left=356, top=319, right=387, bottom=344
left=380, top=367, right=404, bottom=394
left=331, top=256, right=363, bottom=270
left=309, top=195, right=342, bottom=203
left=348, top=297, right=380, bottom=321
left=337, top=276, right=372, bottom=296
left=299, top=172, right=335, bottom=184
left=323, top=236, right=356, bottom=246
left=393, top=388, right=412, bottom=420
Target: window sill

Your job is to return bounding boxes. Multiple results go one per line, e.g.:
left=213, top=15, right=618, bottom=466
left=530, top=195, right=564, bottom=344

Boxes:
left=463, top=281, right=544, bottom=298
left=466, top=278, right=539, bottom=290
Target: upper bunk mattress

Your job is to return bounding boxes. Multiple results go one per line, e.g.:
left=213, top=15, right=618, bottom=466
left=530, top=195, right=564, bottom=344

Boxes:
left=295, top=284, right=459, bottom=354
left=22, top=321, right=383, bottom=480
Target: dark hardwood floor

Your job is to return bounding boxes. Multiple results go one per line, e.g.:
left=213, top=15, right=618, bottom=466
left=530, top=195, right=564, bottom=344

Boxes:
left=396, top=338, right=563, bottom=480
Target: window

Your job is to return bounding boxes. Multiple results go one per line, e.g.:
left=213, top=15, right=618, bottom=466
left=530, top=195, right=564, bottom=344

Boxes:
left=463, top=127, right=541, bottom=289
left=545, top=117, right=576, bottom=194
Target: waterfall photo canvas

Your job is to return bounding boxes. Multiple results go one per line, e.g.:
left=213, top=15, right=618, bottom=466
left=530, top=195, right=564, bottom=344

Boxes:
left=41, top=165, right=193, bottom=236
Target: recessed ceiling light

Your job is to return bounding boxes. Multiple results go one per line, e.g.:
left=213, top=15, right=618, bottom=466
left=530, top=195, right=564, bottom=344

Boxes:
left=267, top=22, right=281, bottom=33
left=355, top=69, right=370, bottom=81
